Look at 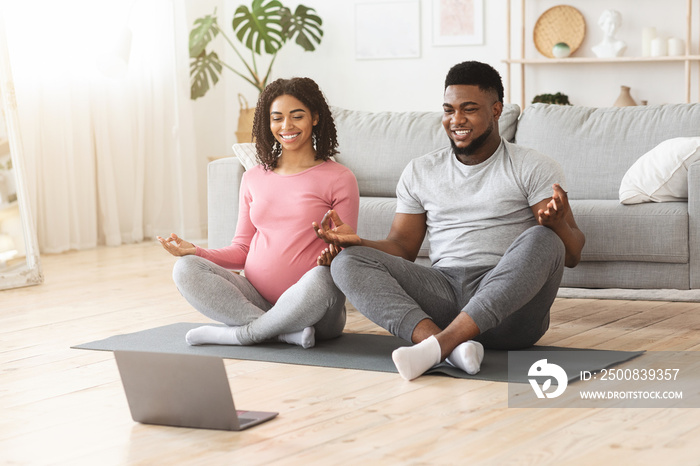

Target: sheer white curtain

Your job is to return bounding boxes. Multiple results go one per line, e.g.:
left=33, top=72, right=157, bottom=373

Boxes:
left=3, top=0, right=203, bottom=253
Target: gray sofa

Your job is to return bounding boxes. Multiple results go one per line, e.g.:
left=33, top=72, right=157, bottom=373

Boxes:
left=207, top=103, right=700, bottom=290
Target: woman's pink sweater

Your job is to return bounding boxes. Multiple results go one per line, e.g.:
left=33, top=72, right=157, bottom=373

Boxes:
left=196, top=160, right=359, bottom=304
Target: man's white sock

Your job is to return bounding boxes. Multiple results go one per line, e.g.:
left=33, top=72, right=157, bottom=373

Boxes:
left=278, top=327, right=315, bottom=349
left=391, top=335, right=442, bottom=381
left=185, top=325, right=242, bottom=346
left=446, top=340, right=484, bottom=375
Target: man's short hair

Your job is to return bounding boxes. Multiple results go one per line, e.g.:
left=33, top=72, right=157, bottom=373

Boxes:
left=444, top=61, right=504, bottom=103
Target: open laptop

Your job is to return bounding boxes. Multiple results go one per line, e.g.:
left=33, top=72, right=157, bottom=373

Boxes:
left=114, top=350, right=278, bottom=431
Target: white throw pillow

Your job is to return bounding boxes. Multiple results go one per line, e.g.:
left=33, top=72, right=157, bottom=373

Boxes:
left=619, top=137, right=700, bottom=204
left=232, top=143, right=259, bottom=170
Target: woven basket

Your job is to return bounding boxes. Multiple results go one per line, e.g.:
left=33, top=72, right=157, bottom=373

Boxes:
left=236, top=93, right=255, bottom=143
left=533, top=5, right=586, bottom=58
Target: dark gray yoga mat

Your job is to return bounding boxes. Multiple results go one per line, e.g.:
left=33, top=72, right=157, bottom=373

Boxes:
left=73, top=322, right=643, bottom=383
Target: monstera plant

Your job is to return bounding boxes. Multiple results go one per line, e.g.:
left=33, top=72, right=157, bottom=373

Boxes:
left=189, top=0, right=323, bottom=99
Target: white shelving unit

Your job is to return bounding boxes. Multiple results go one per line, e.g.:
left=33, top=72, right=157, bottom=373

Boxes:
left=503, top=0, right=700, bottom=108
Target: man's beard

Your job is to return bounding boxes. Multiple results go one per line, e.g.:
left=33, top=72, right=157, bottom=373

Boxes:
left=450, top=121, right=494, bottom=157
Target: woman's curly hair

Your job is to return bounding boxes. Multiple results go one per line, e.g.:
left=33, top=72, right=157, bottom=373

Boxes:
left=252, top=77, right=339, bottom=171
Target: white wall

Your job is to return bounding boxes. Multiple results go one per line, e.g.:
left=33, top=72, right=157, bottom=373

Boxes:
left=186, top=0, right=228, bottom=161
left=185, top=0, right=699, bottom=159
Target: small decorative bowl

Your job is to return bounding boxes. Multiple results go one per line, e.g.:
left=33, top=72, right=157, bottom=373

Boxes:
left=552, top=42, right=571, bottom=58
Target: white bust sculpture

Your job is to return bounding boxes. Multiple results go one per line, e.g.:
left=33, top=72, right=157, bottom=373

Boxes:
left=592, top=9, right=627, bottom=58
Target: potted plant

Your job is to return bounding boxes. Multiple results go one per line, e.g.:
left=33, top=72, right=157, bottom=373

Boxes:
left=532, top=92, right=571, bottom=105
left=189, top=0, right=324, bottom=99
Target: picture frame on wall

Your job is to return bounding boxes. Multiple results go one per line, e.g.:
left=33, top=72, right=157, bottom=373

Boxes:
left=432, top=0, right=484, bottom=46
left=355, top=0, right=421, bottom=60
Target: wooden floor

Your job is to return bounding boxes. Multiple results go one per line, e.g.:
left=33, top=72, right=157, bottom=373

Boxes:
left=2, top=241, right=700, bottom=465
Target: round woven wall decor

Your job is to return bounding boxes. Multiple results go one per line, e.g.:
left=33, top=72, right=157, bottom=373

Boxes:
left=533, top=5, right=586, bottom=58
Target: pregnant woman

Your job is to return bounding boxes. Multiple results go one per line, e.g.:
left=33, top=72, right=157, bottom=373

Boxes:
left=158, top=77, right=359, bottom=349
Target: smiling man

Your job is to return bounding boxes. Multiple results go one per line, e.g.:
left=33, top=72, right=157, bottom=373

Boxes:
left=314, top=61, right=585, bottom=380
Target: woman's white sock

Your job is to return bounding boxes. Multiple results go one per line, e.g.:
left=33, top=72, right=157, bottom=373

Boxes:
left=186, top=325, right=316, bottom=348
left=278, top=326, right=315, bottom=349
left=185, top=325, right=242, bottom=346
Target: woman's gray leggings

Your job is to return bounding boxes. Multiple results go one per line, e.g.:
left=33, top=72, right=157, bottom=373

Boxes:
left=172, top=256, right=346, bottom=344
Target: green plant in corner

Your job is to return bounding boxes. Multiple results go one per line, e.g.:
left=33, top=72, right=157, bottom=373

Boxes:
left=189, top=0, right=323, bottom=99
left=532, top=92, right=571, bottom=105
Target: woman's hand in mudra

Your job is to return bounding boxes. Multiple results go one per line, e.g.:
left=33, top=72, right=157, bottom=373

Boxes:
left=157, top=233, right=196, bottom=257
left=317, top=243, right=341, bottom=267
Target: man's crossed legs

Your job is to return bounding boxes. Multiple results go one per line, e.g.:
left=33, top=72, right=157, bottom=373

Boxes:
left=330, top=226, right=565, bottom=380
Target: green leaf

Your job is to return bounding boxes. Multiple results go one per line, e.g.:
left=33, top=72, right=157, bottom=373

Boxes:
left=232, top=0, right=286, bottom=55
left=190, top=50, right=224, bottom=99
left=281, top=5, right=323, bottom=52
left=189, top=13, right=220, bottom=58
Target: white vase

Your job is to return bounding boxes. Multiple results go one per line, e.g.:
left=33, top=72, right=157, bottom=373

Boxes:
left=651, top=37, right=667, bottom=57
left=668, top=37, right=685, bottom=56
left=642, top=27, right=656, bottom=57
left=552, top=42, right=571, bottom=58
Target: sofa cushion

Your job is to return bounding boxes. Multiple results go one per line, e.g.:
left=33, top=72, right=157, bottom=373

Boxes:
left=358, top=196, right=430, bottom=258
left=360, top=197, right=689, bottom=264
left=619, top=137, right=700, bottom=204
left=562, top=262, right=690, bottom=289
left=498, top=103, right=521, bottom=142
left=332, top=104, right=520, bottom=197
left=572, top=199, right=688, bottom=263
left=515, top=103, right=700, bottom=200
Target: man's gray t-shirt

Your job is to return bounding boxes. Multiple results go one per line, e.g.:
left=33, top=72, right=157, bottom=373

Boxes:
left=396, top=139, right=565, bottom=269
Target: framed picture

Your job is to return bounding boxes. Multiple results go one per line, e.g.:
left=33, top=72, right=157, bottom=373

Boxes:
left=432, top=0, right=484, bottom=46
left=355, top=0, right=421, bottom=60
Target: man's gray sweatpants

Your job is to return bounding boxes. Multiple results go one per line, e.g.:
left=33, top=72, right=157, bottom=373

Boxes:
left=172, top=256, right=346, bottom=345
left=330, top=225, right=565, bottom=349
